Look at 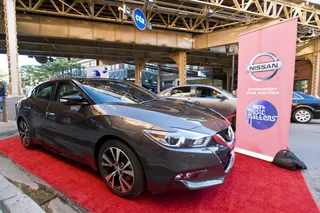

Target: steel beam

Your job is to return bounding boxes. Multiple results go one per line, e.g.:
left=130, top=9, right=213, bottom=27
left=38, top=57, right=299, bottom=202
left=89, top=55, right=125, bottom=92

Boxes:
left=3, top=14, right=193, bottom=50
left=193, top=19, right=280, bottom=49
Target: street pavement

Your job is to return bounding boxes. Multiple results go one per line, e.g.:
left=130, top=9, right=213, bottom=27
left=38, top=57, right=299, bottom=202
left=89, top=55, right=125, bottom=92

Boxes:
left=289, top=120, right=320, bottom=206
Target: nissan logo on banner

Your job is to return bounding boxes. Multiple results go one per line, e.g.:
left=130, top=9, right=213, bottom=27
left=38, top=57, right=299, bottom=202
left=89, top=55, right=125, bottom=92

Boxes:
left=246, top=52, right=282, bottom=81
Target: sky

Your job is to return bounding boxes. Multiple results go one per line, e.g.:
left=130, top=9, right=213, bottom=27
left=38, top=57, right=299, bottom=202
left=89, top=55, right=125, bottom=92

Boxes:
left=0, top=54, right=40, bottom=74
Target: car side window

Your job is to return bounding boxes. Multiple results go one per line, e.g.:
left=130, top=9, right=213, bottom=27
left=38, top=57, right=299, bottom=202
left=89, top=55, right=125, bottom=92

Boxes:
left=170, top=87, right=192, bottom=97
left=55, top=82, right=83, bottom=102
left=35, top=83, right=55, bottom=101
left=195, top=87, right=220, bottom=98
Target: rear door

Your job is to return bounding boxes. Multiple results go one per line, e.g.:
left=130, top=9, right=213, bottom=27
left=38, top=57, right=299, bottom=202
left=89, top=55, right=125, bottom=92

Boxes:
left=44, top=80, right=91, bottom=160
left=26, top=82, right=56, bottom=142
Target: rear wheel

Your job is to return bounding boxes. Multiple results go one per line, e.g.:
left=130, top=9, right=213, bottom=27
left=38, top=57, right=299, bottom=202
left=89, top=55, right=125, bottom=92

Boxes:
left=18, top=118, right=36, bottom=149
left=292, top=108, right=313, bottom=123
left=98, top=140, right=145, bottom=198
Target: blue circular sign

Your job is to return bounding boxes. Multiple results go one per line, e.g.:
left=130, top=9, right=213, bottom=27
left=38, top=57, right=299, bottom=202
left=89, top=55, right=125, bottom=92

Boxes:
left=132, top=8, right=146, bottom=31
left=102, top=67, right=108, bottom=74
left=91, top=70, right=101, bottom=78
left=246, top=100, right=278, bottom=130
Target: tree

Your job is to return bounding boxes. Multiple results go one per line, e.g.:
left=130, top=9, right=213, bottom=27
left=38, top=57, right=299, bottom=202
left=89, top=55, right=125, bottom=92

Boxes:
left=21, top=58, right=84, bottom=86
left=0, top=68, right=7, bottom=87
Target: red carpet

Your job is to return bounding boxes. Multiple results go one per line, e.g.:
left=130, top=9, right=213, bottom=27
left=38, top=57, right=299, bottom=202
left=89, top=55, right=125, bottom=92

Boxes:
left=0, top=137, right=318, bottom=213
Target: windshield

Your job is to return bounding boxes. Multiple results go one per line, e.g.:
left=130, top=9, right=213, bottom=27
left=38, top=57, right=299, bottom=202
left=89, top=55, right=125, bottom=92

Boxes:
left=219, top=88, right=237, bottom=98
left=78, top=80, right=158, bottom=104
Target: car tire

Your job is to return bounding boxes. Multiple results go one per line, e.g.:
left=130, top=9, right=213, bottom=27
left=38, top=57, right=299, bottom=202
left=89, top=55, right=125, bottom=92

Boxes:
left=98, top=140, right=145, bottom=198
left=292, top=108, right=313, bottom=123
left=18, top=118, right=36, bottom=149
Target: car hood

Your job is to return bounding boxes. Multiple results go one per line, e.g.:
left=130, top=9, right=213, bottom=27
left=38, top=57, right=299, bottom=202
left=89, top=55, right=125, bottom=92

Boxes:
left=95, top=99, right=230, bottom=133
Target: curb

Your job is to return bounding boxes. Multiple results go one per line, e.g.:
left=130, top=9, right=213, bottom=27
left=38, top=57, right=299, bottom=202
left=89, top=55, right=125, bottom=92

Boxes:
left=0, top=174, right=45, bottom=213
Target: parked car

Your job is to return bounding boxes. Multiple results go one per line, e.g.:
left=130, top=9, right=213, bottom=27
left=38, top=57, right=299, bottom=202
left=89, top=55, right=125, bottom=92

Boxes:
left=292, top=91, right=320, bottom=123
left=16, top=79, right=235, bottom=198
left=158, top=85, right=237, bottom=129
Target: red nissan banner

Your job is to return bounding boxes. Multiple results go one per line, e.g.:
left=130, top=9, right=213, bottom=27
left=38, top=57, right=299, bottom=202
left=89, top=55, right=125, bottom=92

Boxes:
left=235, top=19, right=298, bottom=161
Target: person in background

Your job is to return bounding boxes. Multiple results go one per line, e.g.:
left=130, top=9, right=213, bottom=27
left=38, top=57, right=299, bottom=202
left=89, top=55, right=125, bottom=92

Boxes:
left=0, top=83, right=5, bottom=110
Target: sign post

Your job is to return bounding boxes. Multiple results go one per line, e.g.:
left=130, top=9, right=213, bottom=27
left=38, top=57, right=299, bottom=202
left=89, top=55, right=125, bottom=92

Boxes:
left=235, top=19, right=298, bottom=161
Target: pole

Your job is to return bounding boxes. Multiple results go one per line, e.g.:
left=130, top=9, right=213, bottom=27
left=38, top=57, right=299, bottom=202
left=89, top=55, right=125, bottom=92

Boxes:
left=157, top=64, right=161, bottom=93
left=4, top=0, right=21, bottom=96
left=2, top=97, right=8, bottom=122
left=231, top=55, right=235, bottom=93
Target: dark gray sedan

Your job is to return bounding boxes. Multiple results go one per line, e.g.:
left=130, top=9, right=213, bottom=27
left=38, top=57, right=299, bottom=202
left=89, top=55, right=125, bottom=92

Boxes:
left=16, top=79, right=235, bottom=198
left=159, top=85, right=237, bottom=129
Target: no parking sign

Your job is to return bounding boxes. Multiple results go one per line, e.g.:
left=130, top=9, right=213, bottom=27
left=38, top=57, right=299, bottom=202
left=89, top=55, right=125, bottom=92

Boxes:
left=236, top=19, right=298, bottom=161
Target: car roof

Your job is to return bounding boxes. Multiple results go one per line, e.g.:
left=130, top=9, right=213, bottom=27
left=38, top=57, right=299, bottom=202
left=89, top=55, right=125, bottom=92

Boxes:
left=40, top=78, right=130, bottom=84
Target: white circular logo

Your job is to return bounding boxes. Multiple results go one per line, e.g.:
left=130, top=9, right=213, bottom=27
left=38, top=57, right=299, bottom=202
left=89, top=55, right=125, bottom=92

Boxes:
left=246, top=52, right=282, bottom=81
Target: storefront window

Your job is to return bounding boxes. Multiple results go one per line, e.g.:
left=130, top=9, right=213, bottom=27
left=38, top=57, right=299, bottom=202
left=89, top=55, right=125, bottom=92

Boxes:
left=294, top=79, right=308, bottom=94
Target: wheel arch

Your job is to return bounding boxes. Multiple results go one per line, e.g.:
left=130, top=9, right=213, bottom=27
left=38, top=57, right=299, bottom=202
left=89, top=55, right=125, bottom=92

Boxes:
left=292, top=105, right=315, bottom=115
left=94, top=134, right=146, bottom=181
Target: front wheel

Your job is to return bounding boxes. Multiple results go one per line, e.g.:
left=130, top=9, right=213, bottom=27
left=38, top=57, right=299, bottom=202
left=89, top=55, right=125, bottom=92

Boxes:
left=292, top=108, right=313, bottom=123
left=98, top=140, right=145, bottom=198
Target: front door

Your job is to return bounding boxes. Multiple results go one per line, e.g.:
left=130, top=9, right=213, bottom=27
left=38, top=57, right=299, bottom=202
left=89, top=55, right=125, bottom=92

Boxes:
left=167, top=86, right=194, bottom=102
left=45, top=81, right=91, bottom=160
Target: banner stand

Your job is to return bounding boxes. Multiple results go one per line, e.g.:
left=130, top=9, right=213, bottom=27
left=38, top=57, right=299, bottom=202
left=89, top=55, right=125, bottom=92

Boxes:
left=235, top=148, right=274, bottom=162
left=235, top=18, right=298, bottom=161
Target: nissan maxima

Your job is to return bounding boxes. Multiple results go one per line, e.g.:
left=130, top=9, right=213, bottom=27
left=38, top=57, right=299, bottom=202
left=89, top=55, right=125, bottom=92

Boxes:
left=15, top=79, right=235, bottom=198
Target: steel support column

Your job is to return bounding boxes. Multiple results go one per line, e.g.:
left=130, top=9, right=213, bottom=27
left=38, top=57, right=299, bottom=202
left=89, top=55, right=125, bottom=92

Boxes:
left=305, top=38, right=320, bottom=97
left=313, top=38, right=320, bottom=97
left=135, top=59, right=148, bottom=86
left=3, top=0, right=20, bottom=96
left=157, top=64, right=161, bottom=93
left=224, top=69, right=231, bottom=91
left=169, top=52, right=187, bottom=86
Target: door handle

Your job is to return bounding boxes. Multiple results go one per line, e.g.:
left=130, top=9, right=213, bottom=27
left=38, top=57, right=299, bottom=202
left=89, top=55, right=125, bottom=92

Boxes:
left=46, top=112, right=55, bottom=116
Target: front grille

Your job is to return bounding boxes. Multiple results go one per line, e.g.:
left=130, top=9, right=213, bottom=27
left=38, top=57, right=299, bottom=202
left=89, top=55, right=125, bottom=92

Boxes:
left=222, top=156, right=231, bottom=170
left=216, top=127, right=234, bottom=146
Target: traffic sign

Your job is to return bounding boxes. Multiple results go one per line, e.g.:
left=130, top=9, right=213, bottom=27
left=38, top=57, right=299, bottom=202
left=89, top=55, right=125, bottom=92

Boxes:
left=132, top=8, right=147, bottom=31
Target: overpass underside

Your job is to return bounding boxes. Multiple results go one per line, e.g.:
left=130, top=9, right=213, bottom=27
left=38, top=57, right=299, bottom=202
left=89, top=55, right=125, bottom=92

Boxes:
left=0, top=0, right=320, bottom=96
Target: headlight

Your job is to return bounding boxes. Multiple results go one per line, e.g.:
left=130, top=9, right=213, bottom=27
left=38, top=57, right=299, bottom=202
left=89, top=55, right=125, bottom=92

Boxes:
left=143, top=128, right=211, bottom=148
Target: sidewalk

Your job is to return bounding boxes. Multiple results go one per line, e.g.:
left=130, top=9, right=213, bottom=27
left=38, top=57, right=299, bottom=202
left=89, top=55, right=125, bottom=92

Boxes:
left=0, top=174, right=44, bottom=213
left=0, top=122, right=88, bottom=213
left=0, top=121, right=18, bottom=139
left=0, top=121, right=44, bottom=213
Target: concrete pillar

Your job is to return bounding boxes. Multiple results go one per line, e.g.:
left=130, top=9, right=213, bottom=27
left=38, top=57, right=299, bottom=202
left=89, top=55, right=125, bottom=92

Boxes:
left=135, top=59, right=148, bottom=86
left=169, top=52, right=187, bottom=86
left=3, top=0, right=21, bottom=96
left=157, top=64, right=161, bottom=93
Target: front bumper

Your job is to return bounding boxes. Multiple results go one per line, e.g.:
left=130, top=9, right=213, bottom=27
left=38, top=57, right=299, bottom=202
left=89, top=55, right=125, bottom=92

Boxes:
left=175, top=151, right=235, bottom=190
left=139, top=136, right=236, bottom=193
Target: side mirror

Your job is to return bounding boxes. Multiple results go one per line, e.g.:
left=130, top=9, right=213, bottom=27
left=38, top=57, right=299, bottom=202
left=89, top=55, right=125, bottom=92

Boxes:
left=60, top=95, right=87, bottom=105
left=217, top=94, right=227, bottom=101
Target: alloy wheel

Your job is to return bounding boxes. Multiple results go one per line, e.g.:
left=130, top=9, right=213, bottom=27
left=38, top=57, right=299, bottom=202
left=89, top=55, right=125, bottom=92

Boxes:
left=18, top=120, right=30, bottom=147
left=101, top=147, right=135, bottom=193
left=295, top=110, right=311, bottom=123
